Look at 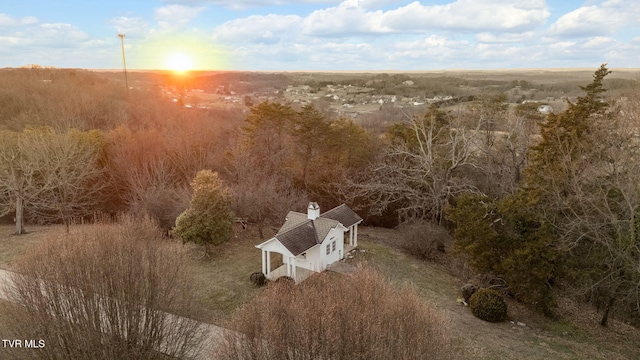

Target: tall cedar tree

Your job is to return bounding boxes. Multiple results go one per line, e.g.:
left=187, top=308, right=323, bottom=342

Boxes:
left=447, top=65, right=617, bottom=317
left=172, top=170, right=233, bottom=256
left=523, top=64, right=640, bottom=325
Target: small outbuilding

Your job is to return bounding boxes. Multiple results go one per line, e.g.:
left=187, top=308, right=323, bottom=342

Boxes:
left=537, top=104, right=553, bottom=114
left=255, top=202, right=363, bottom=284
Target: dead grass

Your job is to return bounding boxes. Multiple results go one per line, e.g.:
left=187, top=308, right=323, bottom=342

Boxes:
left=0, top=225, right=53, bottom=269
left=182, top=225, right=266, bottom=324
left=355, top=226, right=640, bottom=359
left=1, top=223, right=638, bottom=359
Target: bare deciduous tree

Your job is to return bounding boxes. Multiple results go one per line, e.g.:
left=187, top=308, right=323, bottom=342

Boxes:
left=25, top=128, right=106, bottom=230
left=348, top=104, right=482, bottom=223
left=479, top=111, right=537, bottom=196
left=0, top=128, right=105, bottom=234
left=230, top=150, right=308, bottom=238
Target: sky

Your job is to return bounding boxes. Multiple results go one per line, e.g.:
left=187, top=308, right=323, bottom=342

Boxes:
left=1, top=0, right=639, bottom=71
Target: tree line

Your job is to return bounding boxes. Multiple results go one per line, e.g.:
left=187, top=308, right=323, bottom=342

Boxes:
left=446, top=65, right=640, bottom=326
left=1, top=65, right=639, bottom=327
left=341, top=64, right=640, bottom=326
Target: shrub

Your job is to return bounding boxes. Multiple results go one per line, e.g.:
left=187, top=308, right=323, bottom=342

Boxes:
left=249, top=272, right=267, bottom=286
left=469, top=288, right=508, bottom=323
left=398, top=221, right=450, bottom=260
left=5, top=214, right=205, bottom=360
left=273, top=275, right=294, bottom=286
left=218, top=269, right=454, bottom=360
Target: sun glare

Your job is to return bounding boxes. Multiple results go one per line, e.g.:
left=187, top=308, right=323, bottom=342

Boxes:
left=166, top=53, right=193, bottom=73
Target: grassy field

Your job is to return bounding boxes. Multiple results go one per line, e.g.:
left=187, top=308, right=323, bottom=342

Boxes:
left=0, top=224, right=638, bottom=359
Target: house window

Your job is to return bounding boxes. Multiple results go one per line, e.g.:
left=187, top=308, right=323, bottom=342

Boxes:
left=332, top=241, right=336, bottom=252
left=326, top=244, right=330, bottom=255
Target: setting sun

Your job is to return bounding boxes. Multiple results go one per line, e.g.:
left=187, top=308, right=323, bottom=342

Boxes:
left=166, top=53, right=193, bottom=73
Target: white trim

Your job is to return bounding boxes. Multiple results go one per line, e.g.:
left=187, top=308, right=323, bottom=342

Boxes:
left=292, top=257, right=297, bottom=281
left=266, top=251, right=271, bottom=276
left=255, top=238, right=294, bottom=258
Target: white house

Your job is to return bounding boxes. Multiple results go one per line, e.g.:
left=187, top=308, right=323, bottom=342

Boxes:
left=538, top=104, right=553, bottom=114
left=255, top=202, right=363, bottom=284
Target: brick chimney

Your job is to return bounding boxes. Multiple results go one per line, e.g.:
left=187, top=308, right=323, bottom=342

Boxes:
left=307, top=202, right=320, bottom=220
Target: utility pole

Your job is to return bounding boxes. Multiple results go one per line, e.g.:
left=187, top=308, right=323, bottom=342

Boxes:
left=118, top=33, right=129, bottom=90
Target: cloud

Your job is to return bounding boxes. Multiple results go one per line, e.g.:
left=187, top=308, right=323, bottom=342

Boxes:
left=392, top=35, right=473, bottom=65
left=23, top=23, right=91, bottom=47
left=302, top=1, right=388, bottom=36
left=583, top=36, right=616, bottom=48
left=160, top=0, right=341, bottom=11
left=299, top=0, right=549, bottom=37
left=109, top=17, right=150, bottom=37
left=381, top=0, right=549, bottom=33
left=154, top=4, right=206, bottom=31
left=208, top=0, right=555, bottom=69
left=213, top=14, right=303, bottom=44
left=0, top=13, right=38, bottom=27
left=548, top=0, right=640, bottom=37
left=476, top=31, right=536, bottom=43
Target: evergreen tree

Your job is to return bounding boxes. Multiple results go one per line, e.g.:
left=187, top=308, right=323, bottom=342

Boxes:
left=523, top=64, right=640, bottom=325
left=172, top=170, right=233, bottom=256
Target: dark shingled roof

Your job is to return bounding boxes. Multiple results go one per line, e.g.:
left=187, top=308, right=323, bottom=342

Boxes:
left=270, top=204, right=361, bottom=256
left=276, top=220, right=318, bottom=256
left=277, top=212, right=308, bottom=234
left=321, top=204, right=363, bottom=228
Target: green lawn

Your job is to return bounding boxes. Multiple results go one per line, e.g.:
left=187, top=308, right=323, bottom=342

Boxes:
left=184, top=228, right=265, bottom=323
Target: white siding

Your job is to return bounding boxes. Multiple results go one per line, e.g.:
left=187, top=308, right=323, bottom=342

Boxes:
left=319, top=227, right=345, bottom=270
left=296, top=244, right=322, bottom=272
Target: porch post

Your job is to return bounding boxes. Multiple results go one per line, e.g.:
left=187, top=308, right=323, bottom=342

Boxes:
left=286, top=256, right=291, bottom=277
left=349, top=226, right=354, bottom=246
left=292, top=257, right=297, bottom=283
left=266, top=251, right=271, bottom=276
left=354, top=224, right=358, bottom=247
left=261, top=249, right=267, bottom=275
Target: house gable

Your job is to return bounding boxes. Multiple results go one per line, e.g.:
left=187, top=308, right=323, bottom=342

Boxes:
left=255, top=237, right=294, bottom=258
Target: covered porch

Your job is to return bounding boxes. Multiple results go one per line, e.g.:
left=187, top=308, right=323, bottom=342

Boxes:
left=268, top=264, right=316, bottom=284
left=258, top=245, right=315, bottom=285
